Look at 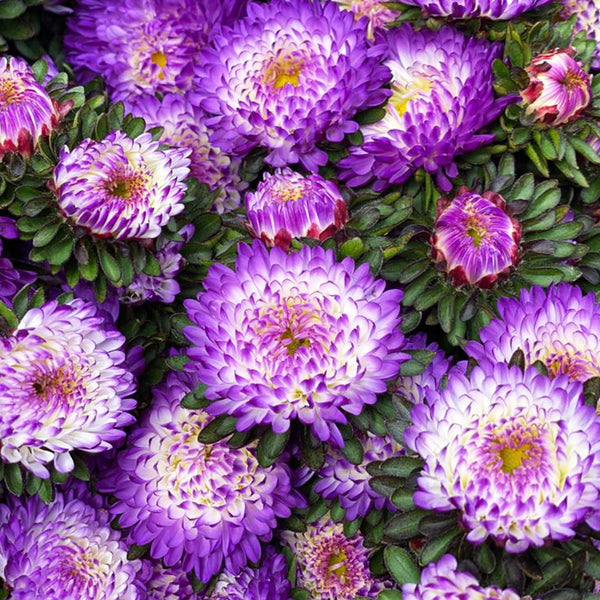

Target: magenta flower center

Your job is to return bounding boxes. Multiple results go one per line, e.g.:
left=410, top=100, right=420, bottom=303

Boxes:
left=0, top=76, right=24, bottom=110
left=103, top=165, right=151, bottom=204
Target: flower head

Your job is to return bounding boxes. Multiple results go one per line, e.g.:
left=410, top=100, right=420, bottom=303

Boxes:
left=281, top=517, right=386, bottom=600
left=53, top=130, right=190, bottom=240
left=128, top=93, right=247, bottom=213
left=430, top=188, right=521, bottom=288
left=466, top=284, right=600, bottom=381
left=205, top=547, right=292, bottom=600
left=405, top=361, right=600, bottom=552
left=192, top=0, right=391, bottom=171
left=338, top=25, right=514, bottom=192
left=522, top=48, right=592, bottom=125
left=403, top=555, right=524, bottom=600
left=0, top=299, right=136, bottom=478
left=0, top=486, right=144, bottom=599
left=397, top=0, right=552, bottom=18
left=138, top=561, right=197, bottom=600
left=562, top=0, right=600, bottom=69
left=184, top=241, right=407, bottom=446
left=100, top=369, right=304, bottom=582
left=331, top=0, right=398, bottom=39
left=0, top=56, right=59, bottom=157
left=246, top=168, right=349, bottom=250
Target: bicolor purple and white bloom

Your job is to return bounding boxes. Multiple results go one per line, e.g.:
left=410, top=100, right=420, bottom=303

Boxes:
left=281, top=517, right=386, bottom=600
left=0, top=487, right=144, bottom=599
left=431, top=188, right=521, bottom=288
left=403, top=555, right=525, bottom=600
left=128, top=93, right=247, bottom=213
left=192, top=0, right=391, bottom=171
left=0, top=55, right=59, bottom=157
left=330, top=0, right=398, bottom=39
left=53, top=130, right=190, bottom=240
left=522, top=48, right=592, bottom=125
left=246, top=168, right=349, bottom=251
left=405, top=361, right=600, bottom=552
left=100, top=369, right=304, bottom=583
left=65, top=0, right=247, bottom=103
left=398, top=0, right=552, bottom=18
left=315, top=431, right=403, bottom=519
left=562, top=0, right=600, bottom=69
left=184, top=241, right=407, bottom=447
left=466, top=284, right=600, bottom=381
left=205, top=547, right=292, bottom=600
left=0, top=299, right=136, bottom=478
left=338, top=25, right=514, bottom=192
left=138, top=561, right=197, bottom=600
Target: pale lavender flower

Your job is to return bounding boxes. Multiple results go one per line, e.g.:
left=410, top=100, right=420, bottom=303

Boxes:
left=330, top=0, right=398, bottom=39
left=562, top=0, right=600, bottom=69
left=398, top=0, right=552, bottom=18
left=138, top=560, right=197, bottom=600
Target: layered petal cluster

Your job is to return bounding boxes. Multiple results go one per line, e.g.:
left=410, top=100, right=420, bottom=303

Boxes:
left=0, top=299, right=136, bottom=478
left=405, top=362, right=600, bottom=552
left=184, top=241, right=407, bottom=446
left=205, top=547, right=292, bottom=600
left=466, top=284, right=600, bottom=381
left=403, top=555, right=525, bottom=600
left=129, top=93, right=247, bottom=213
left=65, top=0, right=247, bottom=102
left=331, top=0, right=399, bottom=39
left=522, top=48, right=592, bottom=125
left=53, top=130, right=190, bottom=240
left=192, top=0, right=391, bottom=171
left=100, top=369, right=304, bottom=582
left=338, top=25, right=514, bottom=191
left=0, top=55, right=59, bottom=157
left=562, top=0, right=600, bottom=69
left=0, top=487, right=143, bottom=599
left=315, top=431, right=403, bottom=519
left=281, top=517, right=386, bottom=600
left=246, top=168, right=349, bottom=250
left=430, top=188, right=521, bottom=288
left=398, top=0, right=552, bottom=18
left=138, top=561, right=197, bottom=600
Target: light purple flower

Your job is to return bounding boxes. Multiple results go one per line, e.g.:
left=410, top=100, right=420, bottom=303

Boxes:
left=128, top=93, right=247, bottom=213
left=138, top=560, right=197, bottom=600
left=184, top=241, right=407, bottom=446
left=330, top=0, right=399, bottom=39
left=0, top=299, right=136, bottom=478
left=398, top=0, right=552, bottom=18
left=338, top=25, right=515, bottom=192
left=246, top=168, right=349, bottom=251
left=281, top=517, right=386, bottom=600
left=562, top=0, right=600, bottom=69
left=205, top=547, right=292, bottom=600
left=466, top=284, right=600, bottom=381
left=405, top=361, right=600, bottom=552
left=192, top=0, right=391, bottom=171
left=99, top=369, right=304, bottom=583
left=522, top=47, right=592, bottom=125
left=403, top=555, right=526, bottom=600
left=53, top=130, right=190, bottom=241
left=430, top=188, right=521, bottom=288
left=0, top=487, right=144, bottom=599
left=0, top=56, right=59, bottom=157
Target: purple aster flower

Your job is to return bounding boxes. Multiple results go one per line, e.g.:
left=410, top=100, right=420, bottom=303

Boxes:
left=315, top=431, right=403, bottom=519
left=99, top=369, right=304, bottom=583
left=330, top=0, right=399, bottom=40
left=0, top=299, right=136, bottom=478
left=184, top=241, right=407, bottom=447
left=522, top=48, right=592, bottom=125
left=0, top=486, right=144, bottom=599
left=192, top=0, right=391, bottom=171
left=403, top=555, right=527, bottom=600
left=405, top=361, right=600, bottom=553
left=53, top=130, right=190, bottom=241
left=466, top=284, right=600, bottom=382
left=137, top=560, right=197, bottom=600
left=338, top=25, right=515, bottom=192
left=246, top=168, right=349, bottom=251
left=0, top=216, right=36, bottom=307
left=398, top=0, right=552, bottom=18
left=205, top=547, right=292, bottom=600
left=430, top=187, right=521, bottom=288
left=128, top=93, right=247, bottom=213
left=394, top=333, right=454, bottom=403
left=281, top=517, right=386, bottom=600
left=118, top=224, right=194, bottom=305
left=562, top=0, right=600, bottom=69
left=0, top=56, right=59, bottom=158
left=65, top=0, right=247, bottom=103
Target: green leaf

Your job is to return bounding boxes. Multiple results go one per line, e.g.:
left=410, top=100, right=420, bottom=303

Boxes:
left=5, top=463, right=23, bottom=495
left=37, top=478, right=54, bottom=504
left=568, top=135, right=600, bottom=164
left=143, top=251, right=162, bottom=276
left=47, top=234, right=75, bottom=266
left=197, top=416, right=237, bottom=444
left=256, top=428, right=290, bottom=467
left=474, top=543, right=497, bottom=574
left=419, top=526, right=461, bottom=565
left=355, top=107, right=386, bottom=125
left=383, top=546, right=420, bottom=585
left=371, top=456, right=423, bottom=478
left=339, top=237, right=364, bottom=259
left=127, top=543, right=150, bottom=560
left=72, top=455, right=90, bottom=482
left=98, top=248, right=121, bottom=283
left=164, top=354, right=190, bottom=371
left=180, top=383, right=209, bottom=409
left=377, top=590, right=402, bottom=600
left=0, top=0, right=26, bottom=19
left=399, top=350, right=435, bottom=377
left=384, top=510, right=428, bottom=541
left=123, top=117, right=146, bottom=138
left=341, top=437, right=364, bottom=465
left=525, top=144, right=550, bottom=177
left=390, top=488, right=415, bottom=511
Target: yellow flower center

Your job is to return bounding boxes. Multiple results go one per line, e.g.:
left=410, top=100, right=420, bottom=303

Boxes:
left=390, top=76, right=432, bottom=116
left=264, top=54, right=304, bottom=89
left=280, top=327, right=311, bottom=355
left=562, top=69, right=586, bottom=91
left=273, top=182, right=305, bottom=202
left=328, top=550, right=348, bottom=581
left=0, top=76, right=24, bottom=110
left=33, top=364, right=80, bottom=405
left=499, top=443, right=531, bottom=474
